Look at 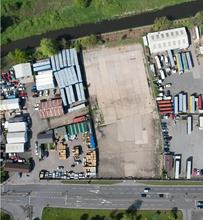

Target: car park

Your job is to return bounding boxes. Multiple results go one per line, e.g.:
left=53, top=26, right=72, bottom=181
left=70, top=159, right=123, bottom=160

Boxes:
left=194, top=168, right=197, bottom=176
left=197, top=206, right=203, bottom=209
left=166, top=90, right=170, bottom=96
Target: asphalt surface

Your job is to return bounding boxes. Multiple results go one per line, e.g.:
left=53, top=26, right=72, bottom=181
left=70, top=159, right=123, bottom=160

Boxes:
left=1, top=183, right=203, bottom=220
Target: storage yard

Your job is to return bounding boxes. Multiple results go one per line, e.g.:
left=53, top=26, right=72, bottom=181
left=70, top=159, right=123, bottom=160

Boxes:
left=144, top=26, right=203, bottom=180
left=83, top=44, right=159, bottom=178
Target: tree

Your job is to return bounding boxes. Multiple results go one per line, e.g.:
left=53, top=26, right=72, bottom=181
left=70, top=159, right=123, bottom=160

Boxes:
left=153, top=16, right=171, bottom=31
left=81, top=34, right=97, bottom=48
left=1, top=167, right=7, bottom=183
left=7, top=51, right=15, bottom=60
left=14, top=49, right=29, bottom=63
left=60, top=38, right=69, bottom=49
left=190, top=12, right=203, bottom=27
left=74, top=0, right=90, bottom=8
left=40, top=38, right=59, bottom=57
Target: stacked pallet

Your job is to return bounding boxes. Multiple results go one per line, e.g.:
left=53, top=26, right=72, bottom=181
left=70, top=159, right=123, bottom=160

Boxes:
left=83, top=150, right=97, bottom=175
left=59, top=142, right=66, bottom=159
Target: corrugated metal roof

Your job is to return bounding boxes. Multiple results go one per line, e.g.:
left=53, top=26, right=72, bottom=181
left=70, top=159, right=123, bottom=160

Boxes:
left=6, top=143, right=25, bottom=153
left=67, top=121, right=88, bottom=135
left=4, top=162, right=30, bottom=173
left=33, top=60, right=50, bottom=68
left=0, top=98, right=20, bottom=111
left=8, top=122, right=27, bottom=133
left=7, top=131, right=27, bottom=143
left=51, top=56, right=56, bottom=72
left=13, top=63, right=32, bottom=79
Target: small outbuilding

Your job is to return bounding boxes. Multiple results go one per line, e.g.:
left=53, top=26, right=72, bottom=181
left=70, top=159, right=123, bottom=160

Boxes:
left=13, top=63, right=32, bottom=79
left=37, top=130, right=54, bottom=146
left=0, top=98, right=20, bottom=111
left=164, top=154, right=173, bottom=172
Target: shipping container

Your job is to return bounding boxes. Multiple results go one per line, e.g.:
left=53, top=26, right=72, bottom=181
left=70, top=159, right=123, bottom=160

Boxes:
left=62, top=50, right=68, bottom=67
left=155, top=56, right=162, bottom=69
left=190, top=95, right=195, bottom=113
left=173, top=96, right=178, bottom=114
left=182, top=94, right=187, bottom=113
left=175, top=54, right=183, bottom=72
left=186, top=52, right=193, bottom=69
left=79, top=82, right=85, bottom=101
left=175, top=160, right=180, bottom=179
left=198, top=94, right=202, bottom=110
left=178, top=93, right=183, bottom=112
left=187, top=116, right=192, bottom=134
left=157, top=100, right=171, bottom=104
left=186, top=160, right=192, bottom=179
left=51, top=56, right=56, bottom=72
left=72, top=116, right=85, bottom=123
left=75, top=83, right=82, bottom=102
left=167, top=50, right=175, bottom=68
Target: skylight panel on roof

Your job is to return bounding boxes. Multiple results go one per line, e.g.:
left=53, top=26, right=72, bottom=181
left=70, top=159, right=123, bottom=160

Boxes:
left=176, top=31, right=179, bottom=35
left=173, top=41, right=176, bottom=46
left=171, top=32, right=174, bottom=36
left=161, top=34, right=164, bottom=38
left=178, top=40, right=181, bottom=45
left=166, top=33, right=169, bottom=37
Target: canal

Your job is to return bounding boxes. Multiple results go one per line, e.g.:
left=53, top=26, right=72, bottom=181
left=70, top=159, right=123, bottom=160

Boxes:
left=1, top=0, right=203, bottom=55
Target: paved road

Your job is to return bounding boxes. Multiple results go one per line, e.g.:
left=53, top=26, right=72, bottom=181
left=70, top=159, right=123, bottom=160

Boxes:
left=1, top=183, right=203, bottom=220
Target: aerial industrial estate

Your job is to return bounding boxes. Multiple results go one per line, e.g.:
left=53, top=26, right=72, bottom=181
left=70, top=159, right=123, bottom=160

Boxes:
left=1, top=13, right=203, bottom=220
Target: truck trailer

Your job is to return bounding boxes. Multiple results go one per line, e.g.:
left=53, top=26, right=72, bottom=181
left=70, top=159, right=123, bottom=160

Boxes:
left=167, top=50, right=175, bottom=68
left=182, top=94, right=187, bottom=113
left=198, top=94, right=202, bottom=110
left=155, top=56, right=162, bottom=69
left=199, top=116, right=203, bottom=130
left=178, top=93, right=183, bottom=112
left=181, top=53, right=188, bottom=70
left=173, top=96, right=178, bottom=114
left=186, top=52, right=193, bottom=69
left=186, top=160, right=192, bottom=180
left=175, top=54, right=183, bottom=72
left=187, top=116, right=192, bottom=134
left=190, top=95, right=195, bottom=113
left=175, top=160, right=180, bottom=179
left=159, top=70, right=165, bottom=80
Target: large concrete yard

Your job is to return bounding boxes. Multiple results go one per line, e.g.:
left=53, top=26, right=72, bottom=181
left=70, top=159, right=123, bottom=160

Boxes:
left=83, top=44, right=160, bottom=178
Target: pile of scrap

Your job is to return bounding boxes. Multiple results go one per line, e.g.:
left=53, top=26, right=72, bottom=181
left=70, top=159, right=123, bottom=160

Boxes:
left=83, top=150, right=96, bottom=176
left=59, top=142, right=66, bottom=159
left=72, top=146, right=80, bottom=160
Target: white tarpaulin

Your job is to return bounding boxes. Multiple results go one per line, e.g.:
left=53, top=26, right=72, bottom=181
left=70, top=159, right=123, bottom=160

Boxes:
left=7, top=131, right=27, bottom=143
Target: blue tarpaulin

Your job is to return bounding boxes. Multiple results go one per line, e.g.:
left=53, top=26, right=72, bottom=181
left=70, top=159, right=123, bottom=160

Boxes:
left=90, top=134, right=95, bottom=149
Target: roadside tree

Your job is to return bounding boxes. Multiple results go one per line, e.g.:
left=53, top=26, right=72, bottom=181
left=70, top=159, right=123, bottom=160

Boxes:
left=40, top=38, right=59, bottom=57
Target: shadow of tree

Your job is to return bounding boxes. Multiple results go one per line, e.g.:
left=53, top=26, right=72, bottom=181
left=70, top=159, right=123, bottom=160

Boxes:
left=80, top=213, right=89, bottom=220
left=90, top=215, right=105, bottom=220
left=171, top=207, right=178, bottom=219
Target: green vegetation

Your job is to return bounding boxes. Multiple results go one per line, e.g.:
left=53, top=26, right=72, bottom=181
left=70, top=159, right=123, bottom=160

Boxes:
left=62, top=180, right=122, bottom=185
left=74, top=0, right=90, bottom=8
left=49, top=143, right=54, bottom=150
left=105, top=38, right=143, bottom=48
left=81, top=34, right=98, bottom=48
left=137, top=181, right=203, bottom=185
left=8, top=49, right=29, bottom=63
left=1, top=167, right=7, bottom=183
left=1, top=212, right=12, bottom=220
left=1, top=0, right=195, bottom=45
left=40, top=38, right=59, bottom=57
left=153, top=16, right=172, bottom=31
left=42, top=208, right=183, bottom=220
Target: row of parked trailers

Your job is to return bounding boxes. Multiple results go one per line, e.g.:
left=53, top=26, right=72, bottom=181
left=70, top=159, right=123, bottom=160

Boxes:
left=157, top=100, right=173, bottom=114
left=175, top=52, right=193, bottom=72
left=33, top=60, right=51, bottom=72
left=173, top=94, right=202, bottom=114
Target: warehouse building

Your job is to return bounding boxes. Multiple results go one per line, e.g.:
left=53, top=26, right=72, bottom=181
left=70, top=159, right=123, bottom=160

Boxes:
left=37, top=130, right=54, bottom=146
left=0, top=98, right=20, bottom=111
left=35, top=70, right=55, bottom=90
left=147, top=27, right=189, bottom=54
left=4, top=162, right=30, bottom=173
left=13, top=63, right=32, bottom=79
left=7, top=131, right=28, bottom=144
left=39, top=99, right=64, bottom=119
left=8, top=122, right=27, bottom=133
left=6, top=143, right=25, bottom=153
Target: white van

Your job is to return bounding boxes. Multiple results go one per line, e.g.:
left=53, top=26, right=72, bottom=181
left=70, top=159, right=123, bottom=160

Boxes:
left=18, top=159, right=26, bottom=163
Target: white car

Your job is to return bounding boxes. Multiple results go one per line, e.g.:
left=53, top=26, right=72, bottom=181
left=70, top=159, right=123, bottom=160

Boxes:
left=197, top=169, right=200, bottom=175
left=160, top=55, right=164, bottom=61
left=39, top=90, right=43, bottom=96
left=144, top=188, right=151, bottom=193
left=164, top=83, right=172, bottom=88
left=18, top=87, right=25, bottom=91
left=45, top=90, right=49, bottom=96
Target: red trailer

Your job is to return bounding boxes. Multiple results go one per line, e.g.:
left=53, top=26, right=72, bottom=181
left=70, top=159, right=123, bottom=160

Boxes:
left=158, top=104, right=173, bottom=107
left=157, top=100, right=171, bottom=104
left=72, top=116, right=86, bottom=123
left=198, top=94, right=202, bottom=110
left=159, top=110, right=173, bottom=114
left=159, top=107, right=173, bottom=111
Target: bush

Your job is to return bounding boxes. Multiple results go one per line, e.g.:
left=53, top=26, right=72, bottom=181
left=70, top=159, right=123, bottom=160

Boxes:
left=81, top=34, right=97, bottom=48
left=60, top=38, right=69, bottom=49
left=21, top=1, right=31, bottom=11
left=4, top=3, right=20, bottom=12
left=74, top=41, right=81, bottom=53
left=40, top=38, right=59, bottom=57
left=7, top=51, right=15, bottom=60
left=153, top=16, right=171, bottom=31
left=74, top=0, right=90, bottom=8
left=14, top=49, right=29, bottom=63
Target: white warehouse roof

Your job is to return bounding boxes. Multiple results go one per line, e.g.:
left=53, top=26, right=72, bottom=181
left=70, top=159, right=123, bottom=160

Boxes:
left=6, top=143, right=25, bottom=153
left=36, top=70, right=55, bottom=90
left=8, top=122, right=27, bottom=133
left=13, top=63, right=32, bottom=79
left=147, top=27, right=189, bottom=54
left=7, top=131, right=27, bottom=144
left=0, top=98, right=20, bottom=111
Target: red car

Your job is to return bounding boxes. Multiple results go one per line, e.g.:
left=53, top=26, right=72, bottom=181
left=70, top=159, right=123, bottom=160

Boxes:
left=194, top=168, right=197, bottom=176
left=20, top=93, right=27, bottom=97
left=6, top=71, right=11, bottom=77
left=54, top=94, right=60, bottom=98
left=2, top=73, right=5, bottom=79
left=171, top=114, right=175, bottom=120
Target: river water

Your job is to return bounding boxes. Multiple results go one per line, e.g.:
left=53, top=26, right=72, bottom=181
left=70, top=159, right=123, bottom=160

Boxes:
left=1, top=0, right=203, bottom=55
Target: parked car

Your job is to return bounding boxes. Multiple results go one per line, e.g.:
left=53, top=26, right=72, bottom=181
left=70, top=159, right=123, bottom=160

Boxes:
left=54, top=94, right=60, bottom=98
left=159, top=194, right=164, bottom=197
left=141, top=194, right=147, bottom=197
left=19, top=87, right=25, bottom=91
left=57, top=166, right=64, bottom=170
left=35, top=141, right=38, bottom=155
left=197, top=206, right=203, bottom=209
left=197, top=169, right=200, bottom=175
left=144, top=188, right=151, bottom=193
left=194, top=168, right=197, bottom=176
left=34, top=106, right=39, bottom=111
left=164, top=83, right=172, bottom=88
left=197, top=201, right=203, bottom=205
left=20, top=93, right=27, bottom=97
left=27, top=116, right=31, bottom=124
left=40, top=99, right=47, bottom=102
left=45, top=151, right=48, bottom=158
left=18, top=172, right=22, bottom=178
left=39, top=90, right=43, bottom=97
left=18, top=159, right=26, bottom=163
left=52, top=89, right=56, bottom=95
left=45, top=90, right=49, bottom=96
left=201, top=169, right=203, bottom=175
left=166, top=90, right=170, bottom=96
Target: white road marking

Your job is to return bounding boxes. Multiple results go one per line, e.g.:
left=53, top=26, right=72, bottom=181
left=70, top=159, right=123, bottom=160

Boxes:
left=90, top=203, right=94, bottom=205
left=72, top=188, right=77, bottom=189
left=109, top=188, right=115, bottom=190
left=169, top=188, right=174, bottom=190
left=92, top=199, right=97, bottom=201
left=197, top=189, right=202, bottom=190
left=158, top=204, right=163, bottom=206
left=112, top=192, right=117, bottom=194
left=151, top=204, right=155, bottom=206
left=134, top=192, right=139, bottom=194
left=120, top=204, right=124, bottom=206
left=79, top=188, right=84, bottom=189
left=82, top=203, right=87, bottom=205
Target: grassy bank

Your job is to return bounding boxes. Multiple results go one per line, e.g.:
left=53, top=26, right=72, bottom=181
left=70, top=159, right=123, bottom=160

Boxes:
left=1, top=212, right=12, bottom=220
left=1, top=0, right=193, bottom=45
left=41, top=208, right=183, bottom=220
left=61, top=180, right=122, bottom=185
left=137, top=181, right=203, bottom=185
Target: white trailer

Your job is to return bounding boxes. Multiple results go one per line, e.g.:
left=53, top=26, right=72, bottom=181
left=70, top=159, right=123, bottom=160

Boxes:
left=175, top=160, right=180, bottom=179
left=186, top=160, right=191, bottom=179
left=187, top=116, right=192, bottom=134
left=159, top=70, right=165, bottom=80
left=155, top=56, right=162, bottom=69
left=199, top=116, right=203, bottom=130
left=195, top=26, right=200, bottom=39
